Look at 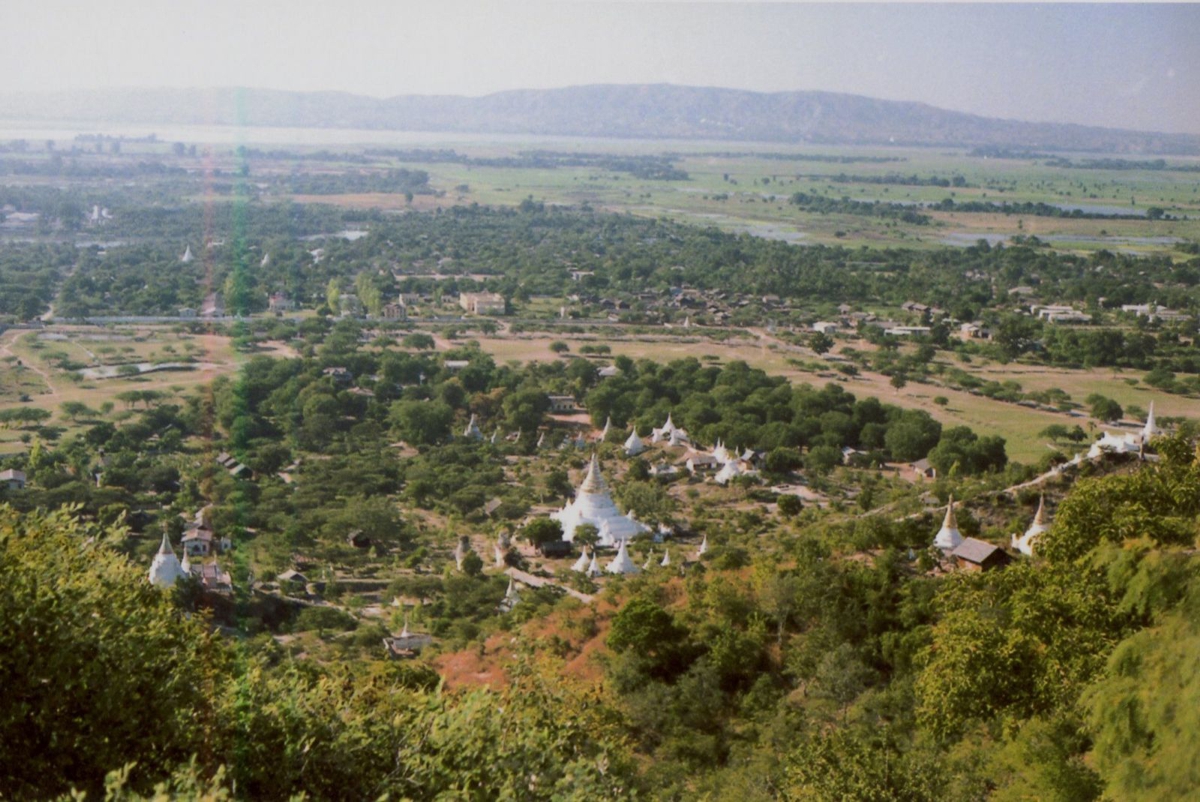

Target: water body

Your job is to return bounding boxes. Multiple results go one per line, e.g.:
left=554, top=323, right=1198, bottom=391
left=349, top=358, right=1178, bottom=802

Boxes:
left=299, top=229, right=369, bottom=242
left=939, top=233, right=1008, bottom=247
left=76, top=361, right=215, bottom=380
left=1049, top=203, right=1148, bottom=217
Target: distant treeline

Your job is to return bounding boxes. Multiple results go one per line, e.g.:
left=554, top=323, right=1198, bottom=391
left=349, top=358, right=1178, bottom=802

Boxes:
left=819, top=172, right=972, bottom=188
left=1045, top=157, right=1200, bottom=173
left=0, top=157, right=190, bottom=179
left=788, top=191, right=932, bottom=224
left=968, top=146, right=1052, bottom=160
left=697, top=151, right=906, bottom=164
left=365, top=148, right=689, bottom=180
left=281, top=168, right=433, bottom=196
left=928, top=198, right=1161, bottom=220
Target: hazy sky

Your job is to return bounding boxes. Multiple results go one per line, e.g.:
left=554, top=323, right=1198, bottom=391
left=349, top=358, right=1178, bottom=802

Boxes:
left=2, top=2, right=1198, bottom=133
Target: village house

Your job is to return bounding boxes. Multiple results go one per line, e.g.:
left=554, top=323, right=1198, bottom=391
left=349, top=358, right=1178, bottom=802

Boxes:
left=950, top=538, right=1011, bottom=572
left=380, top=301, right=407, bottom=320
left=459, top=291, right=506, bottom=315
left=0, top=468, right=27, bottom=490
left=547, top=395, right=578, bottom=413
left=268, top=292, right=294, bottom=313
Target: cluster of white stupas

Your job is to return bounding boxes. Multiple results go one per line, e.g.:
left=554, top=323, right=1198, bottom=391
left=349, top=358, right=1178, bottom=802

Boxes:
left=552, top=453, right=650, bottom=547
left=651, top=413, right=690, bottom=447
left=1086, top=402, right=1162, bottom=459
left=572, top=536, right=707, bottom=577
left=148, top=531, right=232, bottom=591
left=932, top=494, right=1053, bottom=558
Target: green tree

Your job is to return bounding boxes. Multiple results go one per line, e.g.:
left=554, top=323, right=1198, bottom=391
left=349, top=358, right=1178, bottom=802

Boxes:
left=0, top=507, right=218, bottom=798
left=522, top=517, right=563, bottom=547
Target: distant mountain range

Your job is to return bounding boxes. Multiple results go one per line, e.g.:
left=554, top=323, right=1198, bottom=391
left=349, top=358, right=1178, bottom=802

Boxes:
left=2, top=84, right=1198, bottom=155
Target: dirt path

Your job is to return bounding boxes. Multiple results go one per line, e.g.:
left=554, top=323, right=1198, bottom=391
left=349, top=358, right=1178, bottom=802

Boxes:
left=0, top=329, right=59, bottom=398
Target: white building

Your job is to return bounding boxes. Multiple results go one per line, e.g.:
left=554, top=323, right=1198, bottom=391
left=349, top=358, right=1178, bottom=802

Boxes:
left=624, top=428, right=646, bottom=456
left=1087, top=402, right=1162, bottom=458
left=551, top=453, right=649, bottom=546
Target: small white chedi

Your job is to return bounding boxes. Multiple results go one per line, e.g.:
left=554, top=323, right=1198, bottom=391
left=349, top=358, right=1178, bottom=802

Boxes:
left=148, top=531, right=185, bottom=587
left=551, top=453, right=649, bottom=547
left=932, top=497, right=964, bottom=551
left=1011, top=495, right=1050, bottom=556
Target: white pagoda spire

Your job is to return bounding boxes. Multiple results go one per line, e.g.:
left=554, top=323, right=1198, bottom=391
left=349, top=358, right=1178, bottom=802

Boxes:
left=148, top=531, right=184, bottom=587
left=494, top=539, right=507, bottom=567
left=607, top=540, right=640, bottom=575
left=600, top=416, right=612, bottom=441
left=180, top=245, right=193, bottom=263
left=180, top=550, right=192, bottom=575
left=1013, top=495, right=1050, bottom=556
left=552, top=453, right=649, bottom=546
left=400, top=612, right=411, bottom=638
left=933, top=496, right=964, bottom=551
left=660, top=548, right=671, bottom=567
left=624, top=428, right=646, bottom=456
left=642, top=551, right=655, bottom=571
left=586, top=552, right=603, bottom=577
left=1142, top=402, right=1161, bottom=440
left=571, top=548, right=591, bottom=573
left=696, top=534, right=709, bottom=558
left=463, top=414, right=483, bottom=440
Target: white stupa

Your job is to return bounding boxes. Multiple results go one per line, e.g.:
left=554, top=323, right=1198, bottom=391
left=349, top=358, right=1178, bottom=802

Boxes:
left=712, top=440, right=732, bottom=465
left=260, top=252, right=270, bottom=268
left=586, top=552, right=603, bottom=578
left=599, top=416, right=613, bottom=441
left=180, top=245, right=193, bottom=264
left=1012, top=495, right=1050, bottom=556
left=1142, top=402, right=1161, bottom=440
left=660, top=548, right=671, bottom=568
left=642, top=551, right=655, bottom=571
left=624, top=428, right=646, bottom=456
left=551, top=453, right=650, bottom=546
left=494, top=540, right=507, bottom=567
left=933, top=497, right=964, bottom=551
left=652, top=413, right=688, bottom=445
left=148, top=531, right=185, bottom=587
left=571, top=549, right=591, bottom=573
left=607, top=539, right=640, bottom=575
left=1087, top=400, right=1162, bottom=459
left=463, top=414, right=483, bottom=441
left=715, top=459, right=756, bottom=486
left=536, top=431, right=546, bottom=449
left=696, top=535, right=709, bottom=558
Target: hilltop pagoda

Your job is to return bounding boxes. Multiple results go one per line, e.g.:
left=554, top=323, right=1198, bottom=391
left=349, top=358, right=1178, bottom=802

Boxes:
left=551, top=453, right=649, bottom=546
left=148, top=532, right=185, bottom=587
left=933, top=497, right=964, bottom=551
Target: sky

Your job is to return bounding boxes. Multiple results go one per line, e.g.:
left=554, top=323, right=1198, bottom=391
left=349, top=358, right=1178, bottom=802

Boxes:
left=1, top=1, right=1198, bottom=134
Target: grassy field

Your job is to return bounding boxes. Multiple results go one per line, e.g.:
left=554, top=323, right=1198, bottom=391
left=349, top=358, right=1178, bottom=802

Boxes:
left=353, top=143, right=1200, bottom=254
left=0, top=327, right=252, bottom=453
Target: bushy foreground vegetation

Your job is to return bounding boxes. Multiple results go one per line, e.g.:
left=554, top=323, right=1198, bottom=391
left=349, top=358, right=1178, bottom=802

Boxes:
left=6, top=438, right=1200, bottom=799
